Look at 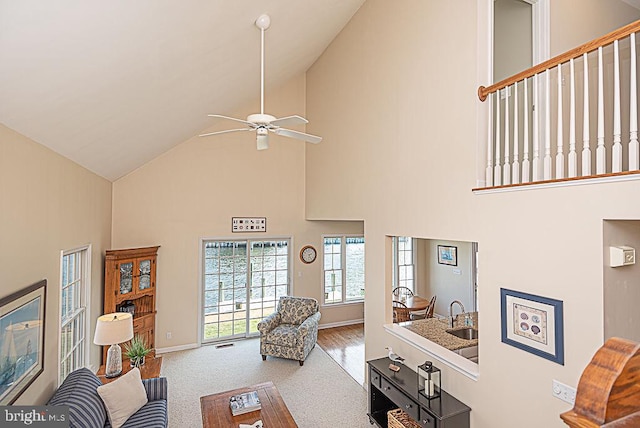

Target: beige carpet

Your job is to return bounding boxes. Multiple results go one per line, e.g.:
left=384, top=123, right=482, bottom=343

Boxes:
left=160, top=338, right=370, bottom=427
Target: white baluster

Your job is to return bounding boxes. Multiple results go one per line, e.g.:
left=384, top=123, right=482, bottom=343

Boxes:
left=582, top=53, right=592, bottom=176
left=613, top=40, right=622, bottom=172
left=631, top=33, right=639, bottom=170
left=533, top=74, right=540, bottom=181
left=486, top=92, right=494, bottom=186
left=504, top=88, right=511, bottom=184
left=556, top=64, right=565, bottom=179
left=544, top=70, right=552, bottom=180
left=568, top=59, right=577, bottom=177
left=512, top=83, right=520, bottom=184
left=597, top=46, right=606, bottom=174
left=495, top=92, right=502, bottom=185
left=522, top=77, right=530, bottom=183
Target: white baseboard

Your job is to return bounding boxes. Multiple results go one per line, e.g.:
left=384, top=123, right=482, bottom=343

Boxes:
left=155, top=343, right=199, bottom=354
left=155, top=321, right=363, bottom=352
left=318, top=318, right=364, bottom=330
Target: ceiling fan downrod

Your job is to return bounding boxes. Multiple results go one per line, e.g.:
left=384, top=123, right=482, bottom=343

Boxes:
left=255, top=14, right=271, bottom=116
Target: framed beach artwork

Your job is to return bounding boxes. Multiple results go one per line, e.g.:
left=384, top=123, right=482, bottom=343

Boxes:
left=0, top=279, right=46, bottom=404
left=500, top=288, right=564, bottom=365
left=437, top=245, right=457, bottom=266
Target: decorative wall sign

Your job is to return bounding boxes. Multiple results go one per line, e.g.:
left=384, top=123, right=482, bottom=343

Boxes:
left=232, top=217, right=266, bottom=233
left=437, top=245, right=458, bottom=266
left=0, top=279, right=46, bottom=404
left=500, top=288, right=564, bottom=365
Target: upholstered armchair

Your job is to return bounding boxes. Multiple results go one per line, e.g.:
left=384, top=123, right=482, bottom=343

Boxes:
left=257, top=296, right=321, bottom=366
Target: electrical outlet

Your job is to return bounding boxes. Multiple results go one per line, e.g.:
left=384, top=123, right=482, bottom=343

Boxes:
left=166, top=332, right=172, bottom=340
left=552, top=379, right=576, bottom=405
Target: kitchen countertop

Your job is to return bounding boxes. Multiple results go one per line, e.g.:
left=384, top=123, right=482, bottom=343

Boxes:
left=403, top=312, right=478, bottom=351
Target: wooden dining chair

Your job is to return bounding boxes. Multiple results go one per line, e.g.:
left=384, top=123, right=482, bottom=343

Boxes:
left=393, top=300, right=410, bottom=323
left=392, top=286, right=414, bottom=301
left=410, top=295, right=437, bottom=321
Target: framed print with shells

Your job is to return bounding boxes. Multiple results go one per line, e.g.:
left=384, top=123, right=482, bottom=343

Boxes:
left=500, top=288, right=564, bottom=365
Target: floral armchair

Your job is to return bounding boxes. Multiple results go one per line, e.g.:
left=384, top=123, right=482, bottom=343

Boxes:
left=257, top=296, right=321, bottom=366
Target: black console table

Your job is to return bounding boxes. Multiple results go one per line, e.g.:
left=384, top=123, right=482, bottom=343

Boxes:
left=368, top=358, right=471, bottom=428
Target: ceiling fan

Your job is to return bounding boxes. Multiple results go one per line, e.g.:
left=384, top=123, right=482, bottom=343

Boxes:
left=199, top=14, right=322, bottom=150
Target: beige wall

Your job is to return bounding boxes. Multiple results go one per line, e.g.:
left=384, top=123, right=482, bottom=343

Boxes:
left=424, top=240, right=474, bottom=318
left=603, top=220, right=640, bottom=342
left=111, top=76, right=363, bottom=351
left=412, top=238, right=475, bottom=317
left=305, top=1, right=640, bottom=427
left=0, top=124, right=112, bottom=404
left=551, top=0, right=640, bottom=56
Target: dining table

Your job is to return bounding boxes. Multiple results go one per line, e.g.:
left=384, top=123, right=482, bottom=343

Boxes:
left=393, top=295, right=430, bottom=323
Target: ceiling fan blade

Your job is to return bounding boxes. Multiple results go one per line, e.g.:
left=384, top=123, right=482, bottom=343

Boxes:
left=269, top=115, right=309, bottom=127
left=274, top=128, right=322, bottom=144
left=207, top=114, right=254, bottom=126
left=199, top=128, right=251, bottom=138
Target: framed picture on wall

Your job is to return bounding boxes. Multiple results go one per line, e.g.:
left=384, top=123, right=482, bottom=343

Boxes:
left=437, top=245, right=457, bottom=266
left=500, top=288, right=564, bottom=365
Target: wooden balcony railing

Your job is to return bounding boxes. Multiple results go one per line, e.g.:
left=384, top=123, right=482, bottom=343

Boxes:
left=476, top=19, right=640, bottom=190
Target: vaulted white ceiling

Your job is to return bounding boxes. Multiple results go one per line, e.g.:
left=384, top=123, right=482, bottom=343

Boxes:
left=0, top=1, right=365, bottom=180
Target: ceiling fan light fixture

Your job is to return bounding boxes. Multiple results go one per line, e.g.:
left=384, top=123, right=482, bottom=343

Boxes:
left=256, top=133, right=269, bottom=150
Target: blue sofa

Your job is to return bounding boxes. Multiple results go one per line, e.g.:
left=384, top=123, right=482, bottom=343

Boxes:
left=47, top=368, right=168, bottom=428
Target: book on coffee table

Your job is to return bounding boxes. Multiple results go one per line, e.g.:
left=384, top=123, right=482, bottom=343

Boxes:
left=229, top=390, right=261, bottom=416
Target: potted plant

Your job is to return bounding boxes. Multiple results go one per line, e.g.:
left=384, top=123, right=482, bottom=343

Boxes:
left=124, top=335, right=151, bottom=368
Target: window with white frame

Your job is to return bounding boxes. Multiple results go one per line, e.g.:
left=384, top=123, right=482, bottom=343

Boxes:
left=59, top=246, right=90, bottom=384
left=322, top=236, right=365, bottom=304
left=393, top=236, right=415, bottom=293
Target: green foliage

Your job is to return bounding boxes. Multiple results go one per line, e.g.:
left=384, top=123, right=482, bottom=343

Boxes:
left=124, top=335, right=151, bottom=362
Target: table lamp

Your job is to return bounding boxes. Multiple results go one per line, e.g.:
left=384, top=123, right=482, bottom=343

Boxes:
left=93, top=312, right=133, bottom=378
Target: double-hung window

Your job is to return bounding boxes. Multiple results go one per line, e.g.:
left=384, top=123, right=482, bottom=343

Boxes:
left=393, top=237, right=415, bottom=293
left=322, top=235, right=365, bottom=304
left=59, top=246, right=91, bottom=384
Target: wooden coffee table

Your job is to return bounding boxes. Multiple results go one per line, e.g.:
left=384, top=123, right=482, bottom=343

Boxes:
left=200, top=381, right=297, bottom=428
left=96, top=356, right=162, bottom=384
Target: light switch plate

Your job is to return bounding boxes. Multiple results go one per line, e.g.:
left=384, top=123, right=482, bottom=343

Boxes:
left=552, top=379, right=576, bottom=405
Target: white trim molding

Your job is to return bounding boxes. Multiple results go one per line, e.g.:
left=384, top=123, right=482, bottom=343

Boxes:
left=318, top=319, right=364, bottom=330
left=384, top=323, right=479, bottom=381
left=155, top=343, right=199, bottom=354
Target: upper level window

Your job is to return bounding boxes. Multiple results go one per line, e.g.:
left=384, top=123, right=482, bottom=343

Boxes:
left=323, top=236, right=365, bottom=304
left=393, top=236, right=415, bottom=293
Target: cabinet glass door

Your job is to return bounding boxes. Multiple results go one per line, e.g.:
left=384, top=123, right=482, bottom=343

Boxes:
left=119, top=262, right=134, bottom=295
left=138, top=259, right=152, bottom=291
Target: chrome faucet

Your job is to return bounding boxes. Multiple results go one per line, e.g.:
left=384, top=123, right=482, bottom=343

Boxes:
left=449, top=300, right=466, bottom=328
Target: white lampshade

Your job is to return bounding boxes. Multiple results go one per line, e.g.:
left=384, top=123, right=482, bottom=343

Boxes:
left=93, top=312, right=133, bottom=346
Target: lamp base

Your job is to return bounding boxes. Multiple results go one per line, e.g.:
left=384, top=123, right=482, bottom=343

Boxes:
left=104, top=343, right=123, bottom=378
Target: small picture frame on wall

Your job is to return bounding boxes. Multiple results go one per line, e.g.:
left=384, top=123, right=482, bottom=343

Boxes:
left=232, top=217, right=267, bottom=233
left=500, top=288, right=564, bottom=365
left=437, top=245, right=457, bottom=266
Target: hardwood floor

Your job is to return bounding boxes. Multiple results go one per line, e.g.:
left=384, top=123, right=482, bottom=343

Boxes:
left=317, top=323, right=365, bottom=386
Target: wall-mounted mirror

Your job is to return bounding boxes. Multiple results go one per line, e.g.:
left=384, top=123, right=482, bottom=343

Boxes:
left=390, top=237, right=479, bottom=364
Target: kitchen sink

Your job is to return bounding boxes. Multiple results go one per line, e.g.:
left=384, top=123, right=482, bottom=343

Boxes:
left=446, top=327, right=478, bottom=340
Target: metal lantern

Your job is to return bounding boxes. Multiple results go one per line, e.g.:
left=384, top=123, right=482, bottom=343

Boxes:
left=417, top=361, right=441, bottom=399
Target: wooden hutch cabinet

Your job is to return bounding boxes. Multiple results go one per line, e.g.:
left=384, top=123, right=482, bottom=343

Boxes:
left=103, top=246, right=159, bottom=362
